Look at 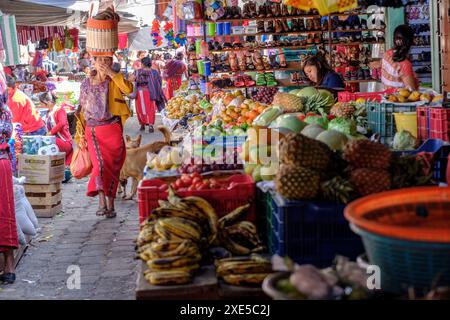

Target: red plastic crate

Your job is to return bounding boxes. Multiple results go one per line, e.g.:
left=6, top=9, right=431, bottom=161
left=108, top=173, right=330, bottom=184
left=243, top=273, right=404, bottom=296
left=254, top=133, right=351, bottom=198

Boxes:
left=417, top=106, right=430, bottom=142
left=429, top=108, right=450, bottom=142
left=137, top=174, right=256, bottom=224
left=338, top=89, right=396, bottom=103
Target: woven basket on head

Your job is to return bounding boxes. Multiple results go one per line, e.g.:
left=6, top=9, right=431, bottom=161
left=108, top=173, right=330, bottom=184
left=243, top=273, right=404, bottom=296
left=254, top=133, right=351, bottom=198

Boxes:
left=86, top=18, right=118, bottom=56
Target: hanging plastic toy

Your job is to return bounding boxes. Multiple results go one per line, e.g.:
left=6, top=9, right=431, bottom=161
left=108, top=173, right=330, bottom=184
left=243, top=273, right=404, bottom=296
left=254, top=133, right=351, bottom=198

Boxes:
left=151, top=19, right=163, bottom=47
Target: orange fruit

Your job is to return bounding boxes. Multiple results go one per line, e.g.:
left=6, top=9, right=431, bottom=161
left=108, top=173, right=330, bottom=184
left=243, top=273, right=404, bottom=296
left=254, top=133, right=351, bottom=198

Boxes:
left=247, top=110, right=259, bottom=120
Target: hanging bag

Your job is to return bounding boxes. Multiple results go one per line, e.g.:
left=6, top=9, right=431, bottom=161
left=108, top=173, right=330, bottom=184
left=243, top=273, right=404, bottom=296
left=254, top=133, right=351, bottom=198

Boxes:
left=70, top=115, right=92, bottom=179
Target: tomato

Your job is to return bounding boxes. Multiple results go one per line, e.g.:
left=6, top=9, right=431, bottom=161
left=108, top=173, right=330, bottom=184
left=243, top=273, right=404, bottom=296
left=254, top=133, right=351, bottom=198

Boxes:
left=193, top=182, right=203, bottom=190
left=187, top=185, right=196, bottom=192
left=170, top=182, right=178, bottom=190
left=178, top=187, right=187, bottom=192
left=197, top=182, right=210, bottom=190
left=180, top=175, right=193, bottom=186
left=190, top=172, right=202, bottom=179
left=192, top=177, right=203, bottom=185
left=174, top=179, right=184, bottom=188
left=159, top=184, right=169, bottom=192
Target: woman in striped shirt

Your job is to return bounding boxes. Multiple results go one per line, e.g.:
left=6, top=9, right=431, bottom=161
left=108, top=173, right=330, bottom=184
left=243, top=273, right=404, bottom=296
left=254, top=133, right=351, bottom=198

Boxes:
left=381, top=24, right=419, bottom=91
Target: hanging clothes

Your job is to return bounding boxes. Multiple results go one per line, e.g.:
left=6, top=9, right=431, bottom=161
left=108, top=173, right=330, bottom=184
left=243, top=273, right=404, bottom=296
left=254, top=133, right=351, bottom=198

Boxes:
left=0, top=14, right=20, bottom=67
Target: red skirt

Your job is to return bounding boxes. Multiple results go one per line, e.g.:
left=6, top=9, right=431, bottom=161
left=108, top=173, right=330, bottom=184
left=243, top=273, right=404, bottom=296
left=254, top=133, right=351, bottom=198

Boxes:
left=136, top=87, right=156, bottom=126
left=165, top=76, right=182, bottom=100
left=0, top=158, right=18, bottom=252
left=56, top=138, right=73, bottom=166
left=85, top=122, right=126, bottom=198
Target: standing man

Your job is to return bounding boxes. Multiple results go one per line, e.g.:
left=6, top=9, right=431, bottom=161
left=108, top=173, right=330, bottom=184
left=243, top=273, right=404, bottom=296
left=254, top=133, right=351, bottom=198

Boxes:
left=6, top=75, right=46, bottom=136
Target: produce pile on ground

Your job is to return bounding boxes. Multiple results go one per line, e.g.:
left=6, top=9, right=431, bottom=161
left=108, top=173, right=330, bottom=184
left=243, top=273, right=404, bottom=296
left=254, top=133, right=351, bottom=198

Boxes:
left=271, top=255, right=374, bottom=300
left=136, top=190, right=266, bottom=286
left=166, top=95, right=203, bottom=119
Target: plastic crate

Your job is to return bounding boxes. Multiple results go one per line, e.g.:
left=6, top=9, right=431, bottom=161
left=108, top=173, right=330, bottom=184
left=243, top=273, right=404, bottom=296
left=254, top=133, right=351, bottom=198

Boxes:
left=429, top=108, right=450, bottom=142
left=366, top=102, right=418, bottom=144
left=137, top=174, right=255, bottom=224
left=264, top=191, right=364, bottom=267
left=416, top=106, right=430, bottom=142
left=392, top=139, right=450, bottom=183
left=338, top=91, right=383, bottom=103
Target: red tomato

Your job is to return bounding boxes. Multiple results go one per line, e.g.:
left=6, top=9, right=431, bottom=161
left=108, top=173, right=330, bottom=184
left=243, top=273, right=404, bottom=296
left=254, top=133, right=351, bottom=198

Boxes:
left=192, top=177, right=203, bottom=185
left=187, top=185, right=196, bottom=192
left=175, top=179, right=184, bottom=188
left=190, top=172, right=202, bottom=179
left=170, top=182, right=178, bottom=190
left=178, top=187, right=187, bottom=192
left=327, top=114, right=336, bottom=120
left=159, top=184, right=169, bottom=192
left=181, top=175, right=193, bottom=186
left=197, top=182, right=209, bottom=190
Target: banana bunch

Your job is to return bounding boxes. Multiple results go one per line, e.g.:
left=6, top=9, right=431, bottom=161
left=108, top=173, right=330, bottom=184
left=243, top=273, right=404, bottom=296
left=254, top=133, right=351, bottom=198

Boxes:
left=216, top=255, right=272, bottom=286
left=217, top=204, right=264, bottom=255
left=136, top=189, right=219, bottom=286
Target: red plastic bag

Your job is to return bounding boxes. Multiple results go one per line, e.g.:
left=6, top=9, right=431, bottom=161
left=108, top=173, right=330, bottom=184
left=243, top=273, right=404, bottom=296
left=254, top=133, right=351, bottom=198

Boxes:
left=70, top=125, right=92, bottom=179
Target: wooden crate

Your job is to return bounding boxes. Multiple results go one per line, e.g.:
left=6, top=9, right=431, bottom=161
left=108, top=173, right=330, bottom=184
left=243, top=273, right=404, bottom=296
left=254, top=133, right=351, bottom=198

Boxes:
left=136, top=262, right=219, bottom=300
left=24, top=183, right=62, bottom=218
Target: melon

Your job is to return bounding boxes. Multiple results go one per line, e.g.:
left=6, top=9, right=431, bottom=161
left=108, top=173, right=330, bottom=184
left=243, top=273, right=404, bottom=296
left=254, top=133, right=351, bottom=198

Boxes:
left=296, top=86, right=319, bottom=98
left=316, top=130, right=349, bottom=151
left=301, top=124, right=326, bottom=139
left=317, top=89, right=336, bottom=107
left=271, top=115, right=307, bottom=133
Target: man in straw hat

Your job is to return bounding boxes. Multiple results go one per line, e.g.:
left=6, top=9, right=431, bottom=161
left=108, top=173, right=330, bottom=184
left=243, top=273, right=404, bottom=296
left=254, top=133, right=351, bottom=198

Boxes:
left=76, top=6, right=133, bottom=218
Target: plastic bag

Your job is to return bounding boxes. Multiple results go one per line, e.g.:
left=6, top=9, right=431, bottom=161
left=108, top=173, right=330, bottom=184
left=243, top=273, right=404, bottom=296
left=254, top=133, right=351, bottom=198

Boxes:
left=70, top=124, right=92, bottom=179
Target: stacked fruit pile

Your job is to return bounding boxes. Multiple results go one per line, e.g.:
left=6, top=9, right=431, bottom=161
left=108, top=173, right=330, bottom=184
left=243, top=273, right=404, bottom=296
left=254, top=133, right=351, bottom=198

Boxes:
left=215, top=98, right=268, bottom=127
left=136, top=190, right=264, bottom=286
left=253, top=87, right=279, bottom=104
left=386, top=89, right=442, bottom=104
left=169, top=173, right=242, bottom=192
left=216, top=255, right=272, bottom=286
left=166, top=95, right=203, bottom=119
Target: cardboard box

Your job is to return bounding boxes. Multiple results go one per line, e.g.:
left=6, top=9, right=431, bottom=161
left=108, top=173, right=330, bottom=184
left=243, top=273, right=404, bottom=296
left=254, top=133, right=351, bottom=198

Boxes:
left=18, top=153, right=65, bottom=184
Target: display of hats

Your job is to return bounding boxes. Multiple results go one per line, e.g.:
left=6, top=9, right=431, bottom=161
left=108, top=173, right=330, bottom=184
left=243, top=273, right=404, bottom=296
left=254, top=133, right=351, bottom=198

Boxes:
left=86, top=6, right=120, bottom=56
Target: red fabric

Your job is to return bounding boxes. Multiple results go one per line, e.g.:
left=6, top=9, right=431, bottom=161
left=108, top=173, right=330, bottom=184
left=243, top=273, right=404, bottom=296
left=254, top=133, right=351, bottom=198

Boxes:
left=49, top=107, right=72, bottom=142
left=447, top=154, right=450, bottom=185
left=118, top=33, right=128, bottom=50
left=7, top=89, right=45, bottom=133
left=0, top=158, right=17, bottom=252
left=85, top=122, right=125, bottom=198
left=56, top=138, right=73, bottom=166
left=165, top=76, right=182, bottom=100
left=136, top=87, right=156, bottom=125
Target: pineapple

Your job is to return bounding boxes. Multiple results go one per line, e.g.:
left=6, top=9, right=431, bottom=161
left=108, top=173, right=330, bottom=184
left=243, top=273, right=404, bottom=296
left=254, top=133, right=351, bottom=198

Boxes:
left=275, top=165, right=320, bottom=200
left=272, top=93, right=303, bottom=113
left=343, top=140, right=392, bottom=170
left=321, top=176, right=355, bottom=204
left=350, top=168, right=391, bottom=196
left=330, top=102, right=356, bottom=119
left=280, top=133, right=331, bottom=171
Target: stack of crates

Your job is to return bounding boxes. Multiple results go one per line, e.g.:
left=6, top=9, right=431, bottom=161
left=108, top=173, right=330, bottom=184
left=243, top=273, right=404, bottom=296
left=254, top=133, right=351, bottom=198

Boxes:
left=416, top=106, right=450, bottom=143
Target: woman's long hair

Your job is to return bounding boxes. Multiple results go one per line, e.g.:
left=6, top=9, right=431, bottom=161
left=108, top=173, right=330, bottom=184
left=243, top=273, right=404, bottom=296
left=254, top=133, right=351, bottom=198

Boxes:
left=393, top=24, right=414, bottom=62
left=302, top=55, right=335, bottom=85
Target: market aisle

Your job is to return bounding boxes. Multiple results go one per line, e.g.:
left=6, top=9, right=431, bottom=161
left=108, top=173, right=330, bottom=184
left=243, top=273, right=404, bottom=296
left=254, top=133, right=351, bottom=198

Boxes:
left=0, top=115, right=164, bottom=300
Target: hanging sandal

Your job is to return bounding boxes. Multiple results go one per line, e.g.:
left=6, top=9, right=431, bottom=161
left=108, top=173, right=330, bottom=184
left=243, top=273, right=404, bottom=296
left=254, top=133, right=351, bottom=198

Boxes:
left=234, top=75, right=245, bottom=87
left=278, top=51, right=287, bottom=68
left=269, top=53, right=280, bottom=69
left=243, top=74, right=256, bottom=87
left=229, top=52, right=238, bottom=71
left=245, top=52, right=255, bottom=70
left=262, top=56, right=271, bottom=70
left=265, top=72, right=277, bottom=86
left=253, top=51, right=264, bottom=71
left=237, top=52, right=246, bottom=71
left=266, top=20, right=275, bottom=33
left=275, top=20, right=283, bottom=33
left=256, top=73, right=266, bottom=86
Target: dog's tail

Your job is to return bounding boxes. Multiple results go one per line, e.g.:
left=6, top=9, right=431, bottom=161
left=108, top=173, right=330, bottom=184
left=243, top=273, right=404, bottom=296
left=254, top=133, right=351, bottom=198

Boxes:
left=157, top=126, right=171, bottom=144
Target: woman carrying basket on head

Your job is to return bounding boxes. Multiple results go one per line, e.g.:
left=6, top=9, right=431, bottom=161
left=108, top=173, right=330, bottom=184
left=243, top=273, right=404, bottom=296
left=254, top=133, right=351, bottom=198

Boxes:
left=74, top=6, right=133, bottom=218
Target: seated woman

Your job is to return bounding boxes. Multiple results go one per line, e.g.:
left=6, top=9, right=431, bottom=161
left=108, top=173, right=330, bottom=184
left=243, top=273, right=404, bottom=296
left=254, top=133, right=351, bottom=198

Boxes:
left=39, top=92, right=73, bottom=166
left=302, top=55, right=345, bottom=90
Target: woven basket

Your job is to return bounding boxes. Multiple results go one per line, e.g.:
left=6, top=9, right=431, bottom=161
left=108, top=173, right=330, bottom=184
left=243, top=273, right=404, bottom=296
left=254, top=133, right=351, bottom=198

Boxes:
left=86, top=18, right=118, bottom=56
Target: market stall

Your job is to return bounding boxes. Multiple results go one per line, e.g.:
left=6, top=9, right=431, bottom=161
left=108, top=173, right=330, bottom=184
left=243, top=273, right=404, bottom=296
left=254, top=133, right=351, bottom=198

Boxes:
left=133, top=0, right=450, bottom=300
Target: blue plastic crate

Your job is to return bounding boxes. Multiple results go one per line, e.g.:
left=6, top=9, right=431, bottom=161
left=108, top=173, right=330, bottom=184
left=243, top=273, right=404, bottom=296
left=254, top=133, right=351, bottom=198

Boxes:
left=366, top=102, right=418, bottom=144
left=392, top=139, right=450, bottom=182
left=351, top=224, right=450, bottom=294
left=265, top=191, right=364, bottom=267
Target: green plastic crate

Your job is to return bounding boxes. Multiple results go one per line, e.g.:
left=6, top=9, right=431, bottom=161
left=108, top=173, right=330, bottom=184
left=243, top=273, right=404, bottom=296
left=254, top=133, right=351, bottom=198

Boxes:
left=366, top=102, right=418, bottom=144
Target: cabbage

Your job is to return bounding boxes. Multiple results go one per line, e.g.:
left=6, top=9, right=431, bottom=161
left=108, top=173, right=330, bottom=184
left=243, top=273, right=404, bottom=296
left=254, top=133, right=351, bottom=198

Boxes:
left=392, top=130, right=417, bottom=150
left=304, top=115, right=329, bottom=129
left=328, top=118, right=357, bottom=136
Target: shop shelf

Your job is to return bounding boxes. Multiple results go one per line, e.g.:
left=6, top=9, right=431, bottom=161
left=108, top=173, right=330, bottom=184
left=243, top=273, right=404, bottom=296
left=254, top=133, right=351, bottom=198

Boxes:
left=260, top=188, right=363, bottom=267
left=137, top=174, right=255, bottom=224
left=366, top=102, right=418, bottom=144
